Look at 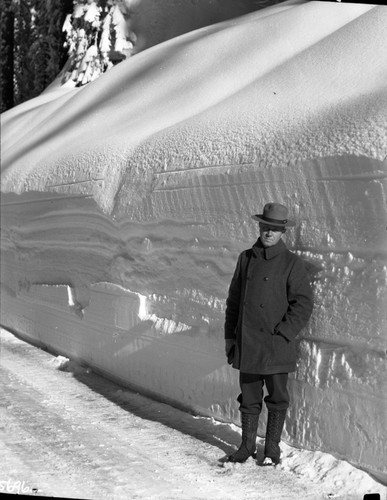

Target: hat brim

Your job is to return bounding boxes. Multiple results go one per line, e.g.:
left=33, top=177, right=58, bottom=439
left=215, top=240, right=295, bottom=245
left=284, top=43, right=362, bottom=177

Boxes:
left=251, top=214, right=296, bottom=227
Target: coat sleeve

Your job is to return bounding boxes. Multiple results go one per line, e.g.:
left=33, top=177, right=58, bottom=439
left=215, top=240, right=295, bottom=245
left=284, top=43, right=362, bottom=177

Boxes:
left=275, top=257, right=314, bottom=342
left=224, top=253, right=243, bottom=340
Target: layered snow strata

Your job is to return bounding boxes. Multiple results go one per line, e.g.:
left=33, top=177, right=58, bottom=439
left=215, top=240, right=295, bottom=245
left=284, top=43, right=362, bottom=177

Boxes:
left=1, top=0, right=387, bottom=481
left=1, top=154, right=386, bottom=480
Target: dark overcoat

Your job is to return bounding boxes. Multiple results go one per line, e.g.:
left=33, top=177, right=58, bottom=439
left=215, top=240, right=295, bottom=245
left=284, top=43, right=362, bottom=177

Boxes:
left=224, top=238, right=313, bottom=374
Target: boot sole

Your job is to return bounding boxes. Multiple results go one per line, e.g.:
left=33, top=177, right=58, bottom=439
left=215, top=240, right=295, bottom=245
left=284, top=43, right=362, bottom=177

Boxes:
left=227, top=452, right=257, bottom=463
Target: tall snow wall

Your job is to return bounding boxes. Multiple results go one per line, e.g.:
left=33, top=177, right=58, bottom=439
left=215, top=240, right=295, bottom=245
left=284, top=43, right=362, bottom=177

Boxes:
left=1, top=0, right=386, bottom=481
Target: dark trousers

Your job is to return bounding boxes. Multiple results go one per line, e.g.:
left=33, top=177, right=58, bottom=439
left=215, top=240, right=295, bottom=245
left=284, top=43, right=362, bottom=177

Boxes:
left=238, top=372, right=289, bottom=414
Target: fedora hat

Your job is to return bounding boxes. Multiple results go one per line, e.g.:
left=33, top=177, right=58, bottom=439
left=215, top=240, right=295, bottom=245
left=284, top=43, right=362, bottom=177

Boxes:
left=251, top=202, right=296, bottom=227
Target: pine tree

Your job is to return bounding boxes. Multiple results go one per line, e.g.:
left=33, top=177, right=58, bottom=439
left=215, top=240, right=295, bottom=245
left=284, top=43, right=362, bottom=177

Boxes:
left=0, top=0, right=72, bottom=111
left=0, top=0, right=15, bottom=111
left=13, top=0, right=35, bottom=105
left=62, top=0, right=136, bottom=87
left=29, top=0, right=72, bottom=95
left=0, top=0, right=134, bottom=111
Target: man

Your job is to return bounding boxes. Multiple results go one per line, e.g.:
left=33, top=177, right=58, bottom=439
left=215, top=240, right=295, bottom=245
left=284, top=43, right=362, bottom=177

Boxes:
left=225, top=202, right=313, bottom=466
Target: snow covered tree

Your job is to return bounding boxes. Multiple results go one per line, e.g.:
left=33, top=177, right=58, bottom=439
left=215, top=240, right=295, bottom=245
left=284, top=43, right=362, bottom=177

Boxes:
left=62, top=0, right=136, bottom=87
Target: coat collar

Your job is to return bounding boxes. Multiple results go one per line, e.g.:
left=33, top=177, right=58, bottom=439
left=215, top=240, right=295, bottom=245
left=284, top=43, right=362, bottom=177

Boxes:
left=252, top=238, right=287, bottom=260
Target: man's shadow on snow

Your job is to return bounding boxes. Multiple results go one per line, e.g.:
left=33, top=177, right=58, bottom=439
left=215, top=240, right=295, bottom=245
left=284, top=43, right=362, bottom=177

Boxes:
left=64, top=359, right=265, bottom=466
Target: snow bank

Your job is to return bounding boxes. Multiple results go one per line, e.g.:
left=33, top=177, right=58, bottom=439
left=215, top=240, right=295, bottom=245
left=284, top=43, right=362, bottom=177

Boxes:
left=1, top=0, right=386, bottom=482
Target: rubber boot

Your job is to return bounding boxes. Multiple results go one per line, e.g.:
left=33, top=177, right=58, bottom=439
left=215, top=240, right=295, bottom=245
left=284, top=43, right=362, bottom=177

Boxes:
left=228, top=412, right=259, bottom=463
left=263, top=409, right=287, bottom=466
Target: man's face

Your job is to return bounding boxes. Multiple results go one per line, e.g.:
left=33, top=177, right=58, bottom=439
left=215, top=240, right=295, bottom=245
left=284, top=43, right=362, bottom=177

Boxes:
left=259, top=223, right=284, bottom=248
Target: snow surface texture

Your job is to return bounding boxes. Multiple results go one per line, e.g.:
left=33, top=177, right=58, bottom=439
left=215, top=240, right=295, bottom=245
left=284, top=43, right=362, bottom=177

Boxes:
left=2, top=328, right=386, bottom=499
left=1, top=0, right=386, bottom=482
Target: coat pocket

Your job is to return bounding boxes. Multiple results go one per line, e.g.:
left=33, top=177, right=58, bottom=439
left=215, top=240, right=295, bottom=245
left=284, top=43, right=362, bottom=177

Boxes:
left=271, top=333, right=296, bottom=367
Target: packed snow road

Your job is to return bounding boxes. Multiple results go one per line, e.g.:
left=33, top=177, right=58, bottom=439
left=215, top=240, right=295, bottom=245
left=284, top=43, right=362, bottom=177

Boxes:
left=0, top=328, right=384, bottom=500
